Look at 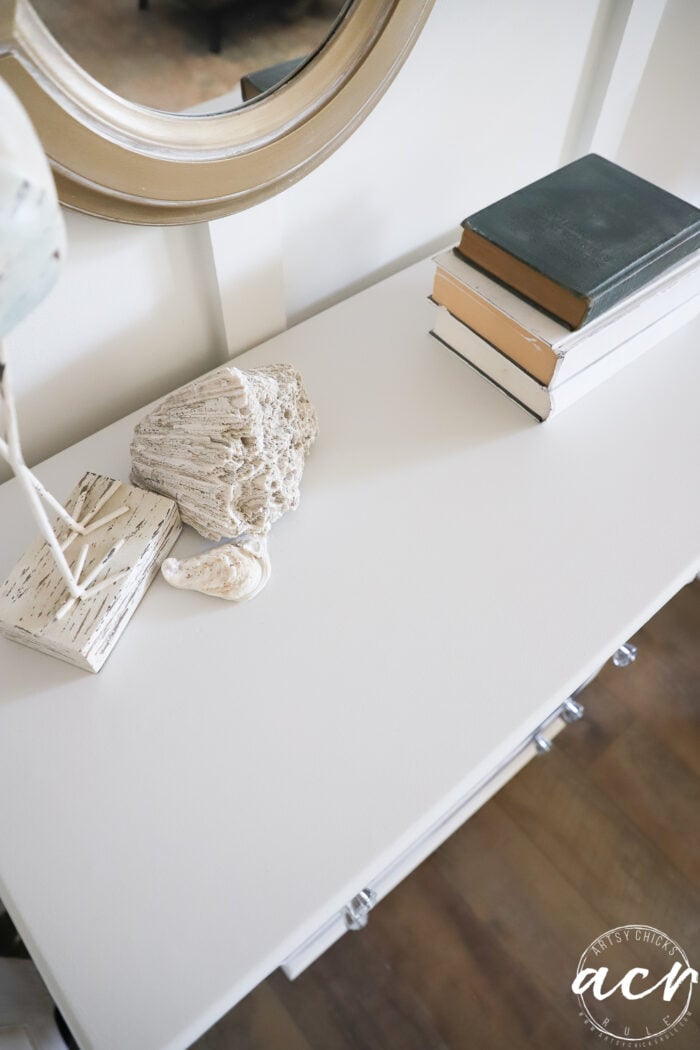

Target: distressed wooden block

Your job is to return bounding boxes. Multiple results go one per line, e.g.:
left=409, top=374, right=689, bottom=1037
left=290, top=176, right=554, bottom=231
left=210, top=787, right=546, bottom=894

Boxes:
left=0, top=472, right=181, bottom=673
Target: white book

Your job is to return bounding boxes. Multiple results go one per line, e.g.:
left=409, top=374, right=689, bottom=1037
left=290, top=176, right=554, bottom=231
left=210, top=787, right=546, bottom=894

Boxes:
left=432, top=248, right=700, bottom=387
left=431, top=296, right=700, bottom=422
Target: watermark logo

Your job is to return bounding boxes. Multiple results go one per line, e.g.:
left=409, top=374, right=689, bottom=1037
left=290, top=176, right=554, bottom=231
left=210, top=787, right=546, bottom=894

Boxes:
left=572, top=925, right=697, bottom=1045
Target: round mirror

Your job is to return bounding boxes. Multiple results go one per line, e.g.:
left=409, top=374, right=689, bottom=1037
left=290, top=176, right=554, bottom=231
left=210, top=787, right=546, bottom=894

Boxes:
left=0, top=0, right=434, bottom=224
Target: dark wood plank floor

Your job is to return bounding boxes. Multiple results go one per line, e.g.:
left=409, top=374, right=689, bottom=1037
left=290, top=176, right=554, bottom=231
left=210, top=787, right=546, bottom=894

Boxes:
left=193, top=581, right=700, bottom=1050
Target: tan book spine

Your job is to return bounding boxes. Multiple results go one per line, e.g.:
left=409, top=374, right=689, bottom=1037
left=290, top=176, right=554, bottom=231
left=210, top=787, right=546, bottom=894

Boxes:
left=458, top=228, right=589, bottom=329
left=432, top=268, right=558, bottom=385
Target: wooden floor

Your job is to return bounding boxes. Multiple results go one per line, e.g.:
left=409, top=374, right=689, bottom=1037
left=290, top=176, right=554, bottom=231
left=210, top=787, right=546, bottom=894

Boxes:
left=193, top=581, right=700, bottom=1050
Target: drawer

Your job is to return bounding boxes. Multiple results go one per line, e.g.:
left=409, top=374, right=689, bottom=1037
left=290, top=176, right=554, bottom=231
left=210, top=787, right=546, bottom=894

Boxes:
left=281, top=693, right=587, bottom=979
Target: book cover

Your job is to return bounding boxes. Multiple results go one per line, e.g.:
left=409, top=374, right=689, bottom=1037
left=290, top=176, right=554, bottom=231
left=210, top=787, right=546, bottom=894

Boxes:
left=431, top=248, right=700, bottom=386
left=457, top=155, right=700, bottom=329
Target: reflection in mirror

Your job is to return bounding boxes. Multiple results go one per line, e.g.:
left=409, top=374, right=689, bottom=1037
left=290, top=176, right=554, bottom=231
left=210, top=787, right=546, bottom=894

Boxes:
left=30, top=0, right=350, bottom=114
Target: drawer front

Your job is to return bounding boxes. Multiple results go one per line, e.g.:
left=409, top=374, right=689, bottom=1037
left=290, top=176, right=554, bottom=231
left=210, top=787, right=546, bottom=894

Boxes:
left=281, top=695, right=586, bottom=979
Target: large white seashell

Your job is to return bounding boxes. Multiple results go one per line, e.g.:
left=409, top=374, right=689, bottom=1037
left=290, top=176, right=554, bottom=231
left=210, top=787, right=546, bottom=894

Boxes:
left=130, top=363, right=318, bottom=541
left=161, top=536, right=271, bottom=602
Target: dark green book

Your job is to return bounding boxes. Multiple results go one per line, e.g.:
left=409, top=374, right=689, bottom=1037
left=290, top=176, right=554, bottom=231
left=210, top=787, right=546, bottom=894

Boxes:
left=457, top=154, right=700, bottom=329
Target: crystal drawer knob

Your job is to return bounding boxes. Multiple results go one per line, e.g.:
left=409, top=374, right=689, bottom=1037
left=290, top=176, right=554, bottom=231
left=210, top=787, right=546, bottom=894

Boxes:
left=612, top=642, right=638, bottom=668
left=534, top=734, right=552, bottom=755
left=562, top=698, right=585, bottom=723
left=344, top=888, right=377, bottom=931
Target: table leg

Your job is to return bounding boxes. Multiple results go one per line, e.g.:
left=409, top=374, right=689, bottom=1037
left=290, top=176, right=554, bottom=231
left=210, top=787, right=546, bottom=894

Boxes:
left=55, top=1007, right=80, bottom=1049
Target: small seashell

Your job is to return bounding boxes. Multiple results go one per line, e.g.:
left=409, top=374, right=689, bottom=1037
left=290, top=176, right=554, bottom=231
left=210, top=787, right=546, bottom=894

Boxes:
left=161, top=536, right=271, bottom=602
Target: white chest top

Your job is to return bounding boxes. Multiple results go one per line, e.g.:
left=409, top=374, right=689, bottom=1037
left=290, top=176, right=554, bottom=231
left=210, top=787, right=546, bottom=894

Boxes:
left=0, top=258, right=699, bottom=1050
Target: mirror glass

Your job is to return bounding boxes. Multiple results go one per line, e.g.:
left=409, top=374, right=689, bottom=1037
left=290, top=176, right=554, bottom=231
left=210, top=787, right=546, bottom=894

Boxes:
left=31, top=0, right=351, bottom=114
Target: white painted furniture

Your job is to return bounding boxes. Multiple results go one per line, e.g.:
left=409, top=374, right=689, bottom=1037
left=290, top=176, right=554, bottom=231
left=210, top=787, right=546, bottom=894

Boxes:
left=0, top=257, right=698, bottom=1050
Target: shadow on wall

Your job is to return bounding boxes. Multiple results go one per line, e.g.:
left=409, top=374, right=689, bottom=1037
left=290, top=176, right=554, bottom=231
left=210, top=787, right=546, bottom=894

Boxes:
left=281, top=167, right=461, bottom=329
left=287, top=226, right=461, bottom=328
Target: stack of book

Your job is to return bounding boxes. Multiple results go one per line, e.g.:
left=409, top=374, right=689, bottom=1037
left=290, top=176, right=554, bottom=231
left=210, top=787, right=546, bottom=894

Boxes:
left=430, top=154, right=700, bottom=421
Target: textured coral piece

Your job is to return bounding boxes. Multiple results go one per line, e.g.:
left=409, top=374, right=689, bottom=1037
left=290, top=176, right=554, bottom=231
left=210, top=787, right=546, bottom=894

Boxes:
left=130, top=363, right=318, bottom=540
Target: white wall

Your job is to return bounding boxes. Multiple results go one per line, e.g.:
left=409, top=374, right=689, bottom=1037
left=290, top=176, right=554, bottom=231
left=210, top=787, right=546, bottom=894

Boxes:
left=615, top=0, right=700, bottom=204
left=2, top=0, right=698, bottom=483
left=277, top=0, right=610, bottom=324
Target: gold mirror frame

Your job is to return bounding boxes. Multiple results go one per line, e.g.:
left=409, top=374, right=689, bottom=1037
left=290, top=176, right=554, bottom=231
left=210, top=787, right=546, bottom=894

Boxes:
left=0, top=0, right=434, bottom=224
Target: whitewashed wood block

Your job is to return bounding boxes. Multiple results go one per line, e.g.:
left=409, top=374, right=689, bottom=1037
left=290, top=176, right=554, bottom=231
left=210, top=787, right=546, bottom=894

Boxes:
left=0, top=473, right=181, bottom=673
